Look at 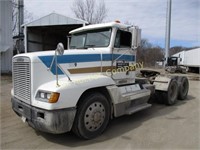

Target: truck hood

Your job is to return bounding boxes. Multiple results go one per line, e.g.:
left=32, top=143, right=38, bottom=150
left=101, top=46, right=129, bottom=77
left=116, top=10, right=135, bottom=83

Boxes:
left=13, top=49, right=105, bottom=63
left=12, top=48, right=113, bottom=76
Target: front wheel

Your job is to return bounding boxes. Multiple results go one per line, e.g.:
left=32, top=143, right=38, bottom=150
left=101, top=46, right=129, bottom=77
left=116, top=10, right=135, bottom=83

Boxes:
left=72, top=92, right=110, bottom=139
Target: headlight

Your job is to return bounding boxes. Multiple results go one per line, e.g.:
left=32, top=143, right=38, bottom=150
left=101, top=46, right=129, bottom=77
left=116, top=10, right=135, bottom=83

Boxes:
left=37, top=91, right=60, bottom=103
left=39, top=91, right=50, bottom=99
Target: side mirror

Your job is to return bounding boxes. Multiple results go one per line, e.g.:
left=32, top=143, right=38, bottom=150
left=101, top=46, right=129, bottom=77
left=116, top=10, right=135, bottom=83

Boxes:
left=67, top=36, right=71, bottom=50
left=56, top=43, right=64, bottom=55
left=48, top=42, right=70, bottom=86
left=132, top=27, right=141, bottom=49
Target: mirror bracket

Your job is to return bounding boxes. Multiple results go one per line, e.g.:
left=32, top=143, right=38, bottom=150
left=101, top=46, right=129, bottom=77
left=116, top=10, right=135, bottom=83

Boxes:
left=48, top=43, right=71, bottom=86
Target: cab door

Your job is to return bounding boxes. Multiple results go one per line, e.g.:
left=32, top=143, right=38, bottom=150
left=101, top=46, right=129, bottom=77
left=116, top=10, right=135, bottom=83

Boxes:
left=111, top=29, right=136, bottom=84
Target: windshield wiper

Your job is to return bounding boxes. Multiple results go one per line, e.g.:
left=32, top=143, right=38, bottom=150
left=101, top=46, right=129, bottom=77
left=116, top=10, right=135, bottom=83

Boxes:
left=70, top=46, right=88, bottom=49
left=76, top=47, right=87, bottom=49
left=70, top=45, right=96, bottom=49
left=70, top=46, right=76, bottom=49
left=84, top=44, right=96, bottom=48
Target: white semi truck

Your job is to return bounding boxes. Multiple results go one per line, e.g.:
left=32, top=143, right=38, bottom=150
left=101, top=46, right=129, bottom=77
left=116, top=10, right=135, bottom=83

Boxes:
left=11, top=21, right=189, bottom=139
left=167, top=48, right=200, bottom=73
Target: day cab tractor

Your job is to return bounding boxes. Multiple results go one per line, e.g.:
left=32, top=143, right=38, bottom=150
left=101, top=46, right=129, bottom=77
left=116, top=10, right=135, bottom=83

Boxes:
left=11, top=21, right=189, bottom=139
left=165, top=56, right=188, bottom=73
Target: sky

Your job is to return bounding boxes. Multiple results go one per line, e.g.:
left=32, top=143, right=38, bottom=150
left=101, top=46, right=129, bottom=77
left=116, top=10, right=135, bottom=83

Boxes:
left=24, top=0, right=200, bottom=48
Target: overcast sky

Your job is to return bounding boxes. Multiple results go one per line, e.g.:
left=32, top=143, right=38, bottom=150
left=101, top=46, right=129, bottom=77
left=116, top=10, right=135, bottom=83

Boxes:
left=24, top=0, right=199, bottom=48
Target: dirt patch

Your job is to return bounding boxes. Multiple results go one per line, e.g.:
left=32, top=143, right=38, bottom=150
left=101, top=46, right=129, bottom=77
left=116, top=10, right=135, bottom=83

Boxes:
left=1, top=75, right=12, bottom=86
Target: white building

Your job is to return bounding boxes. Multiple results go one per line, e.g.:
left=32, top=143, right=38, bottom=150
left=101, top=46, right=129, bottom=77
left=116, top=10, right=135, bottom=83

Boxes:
left=22, top=13, right=88, bottom=53
left=0, top=0, right=13, bottom=73
left=1, top=10, right=88, bottom=73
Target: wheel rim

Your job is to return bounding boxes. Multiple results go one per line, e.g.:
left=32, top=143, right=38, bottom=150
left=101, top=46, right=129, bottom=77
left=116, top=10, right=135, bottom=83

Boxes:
left=84, top=102, right=105, bottom=131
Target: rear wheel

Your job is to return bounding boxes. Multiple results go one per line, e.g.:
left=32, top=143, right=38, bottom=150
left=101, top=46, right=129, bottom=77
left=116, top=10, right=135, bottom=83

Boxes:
left=164, top=79, right=178, bottom=105
left=154, top=91, right=165, bottom=104
left=178, top=77, right=189, bottom=100
left=72, top=92, right=110, bottom=139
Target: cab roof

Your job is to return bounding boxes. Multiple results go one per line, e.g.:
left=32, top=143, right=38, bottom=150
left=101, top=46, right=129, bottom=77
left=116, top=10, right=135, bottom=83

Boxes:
left=69, top=22, right=132, bottom=34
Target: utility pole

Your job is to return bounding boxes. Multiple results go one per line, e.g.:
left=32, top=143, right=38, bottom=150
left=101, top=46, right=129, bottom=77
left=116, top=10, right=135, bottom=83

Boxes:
left=165, top=0, right=172, bottom=66
left=18, top=0, right=24, bottom=52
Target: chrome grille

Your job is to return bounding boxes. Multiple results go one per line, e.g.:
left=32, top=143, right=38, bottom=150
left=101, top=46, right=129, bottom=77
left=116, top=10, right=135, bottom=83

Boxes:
left=13, top=57, right=31, bottom=102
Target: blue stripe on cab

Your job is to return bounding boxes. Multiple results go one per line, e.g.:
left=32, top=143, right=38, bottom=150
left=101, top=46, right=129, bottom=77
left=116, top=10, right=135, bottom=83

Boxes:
left=39, top=56, right=64, bottom=75
left=39, top=54, right=135, bottom=75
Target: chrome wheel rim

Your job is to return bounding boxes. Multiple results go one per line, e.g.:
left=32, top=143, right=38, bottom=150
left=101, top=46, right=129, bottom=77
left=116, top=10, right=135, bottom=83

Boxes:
left=84, top=102, right=105, bottom=131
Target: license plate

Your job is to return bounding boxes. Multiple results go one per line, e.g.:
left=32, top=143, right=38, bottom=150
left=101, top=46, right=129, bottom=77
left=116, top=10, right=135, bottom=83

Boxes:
left=21, top=116, right=26, bottom=123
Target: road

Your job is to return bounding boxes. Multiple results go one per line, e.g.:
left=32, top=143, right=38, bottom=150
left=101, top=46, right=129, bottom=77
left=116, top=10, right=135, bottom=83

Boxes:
left=1, top=75, right=200, bottom=149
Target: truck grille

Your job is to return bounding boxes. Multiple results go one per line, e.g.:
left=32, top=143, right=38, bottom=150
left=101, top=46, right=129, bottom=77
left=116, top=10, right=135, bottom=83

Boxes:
left=13, top=57, right=31, bottom=102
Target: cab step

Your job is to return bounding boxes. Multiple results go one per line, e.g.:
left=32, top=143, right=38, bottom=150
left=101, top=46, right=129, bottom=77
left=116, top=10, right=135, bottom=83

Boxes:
left=125, top=103, right=152, bottom=115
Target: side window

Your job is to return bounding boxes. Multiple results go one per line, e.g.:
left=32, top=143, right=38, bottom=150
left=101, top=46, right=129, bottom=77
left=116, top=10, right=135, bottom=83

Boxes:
left=114, top=30, right=132, bottom=48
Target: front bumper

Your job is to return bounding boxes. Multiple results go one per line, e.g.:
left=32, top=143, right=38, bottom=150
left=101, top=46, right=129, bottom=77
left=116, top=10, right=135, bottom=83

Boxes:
left=11, top=97, right=76, bottom=134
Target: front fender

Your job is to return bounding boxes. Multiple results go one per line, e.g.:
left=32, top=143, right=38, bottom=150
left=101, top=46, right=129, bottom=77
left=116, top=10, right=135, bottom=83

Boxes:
left=33, top=74, right=115, bottom=110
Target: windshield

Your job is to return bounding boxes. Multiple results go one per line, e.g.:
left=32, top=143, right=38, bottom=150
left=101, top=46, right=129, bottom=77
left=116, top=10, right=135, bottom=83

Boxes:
left=70, top=28, right=112, bottom=49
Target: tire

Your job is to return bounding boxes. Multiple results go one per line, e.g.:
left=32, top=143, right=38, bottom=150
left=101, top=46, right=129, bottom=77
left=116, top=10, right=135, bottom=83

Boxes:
left=154, top=91, right=165, bottom=104
left=72, top=92, right=110, bottom=139
left=164, top=79, right=178, bottom=105
left=178, top=77, right=189, bottom=100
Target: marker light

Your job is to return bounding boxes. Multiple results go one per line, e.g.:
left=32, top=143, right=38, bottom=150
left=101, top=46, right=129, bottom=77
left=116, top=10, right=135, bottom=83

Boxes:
left=115, top=20, right=120, bottom=23
left=48, top=92, right=60, bottom=103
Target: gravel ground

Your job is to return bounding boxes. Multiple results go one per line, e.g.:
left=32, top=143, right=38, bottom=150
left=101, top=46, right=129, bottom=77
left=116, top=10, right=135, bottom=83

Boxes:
left=1, top=75, right=200, bottom=150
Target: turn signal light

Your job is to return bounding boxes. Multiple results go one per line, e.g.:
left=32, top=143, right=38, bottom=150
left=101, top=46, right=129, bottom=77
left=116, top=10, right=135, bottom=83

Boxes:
left=48, top=92, right=60, bottom=103
left=115, top=20, right=120, bottom=23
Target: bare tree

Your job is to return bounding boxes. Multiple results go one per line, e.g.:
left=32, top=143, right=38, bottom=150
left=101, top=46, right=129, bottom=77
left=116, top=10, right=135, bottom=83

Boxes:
left=12, top=0, right=18, bottom=35
left=12, top=0, right=34, bottom=54
left=12, top=0, right=34, bottom=36
left=24, top=9, right=34, bottom=24
left=124, top=21, right=134, bottom=26
left=137, top=39, right=164, bottom=67
left=169, top=46, right=185, bottom=56
left=72, top=0, right=108, bottom=24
